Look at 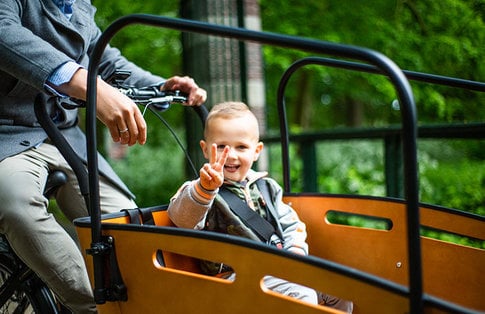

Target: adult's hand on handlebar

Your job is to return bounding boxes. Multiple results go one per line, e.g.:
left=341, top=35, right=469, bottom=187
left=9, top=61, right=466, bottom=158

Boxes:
left=52, top=68, right=147, bottom=146
left=161, top=76, right=207, bottom=106
left=96, top=79, right=147, bottom=146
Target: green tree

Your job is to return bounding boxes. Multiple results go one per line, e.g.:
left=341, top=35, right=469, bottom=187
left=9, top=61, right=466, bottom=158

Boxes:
left=93, top=1, right=182, bottom=76
left=259, top=0, right=485, bottom=128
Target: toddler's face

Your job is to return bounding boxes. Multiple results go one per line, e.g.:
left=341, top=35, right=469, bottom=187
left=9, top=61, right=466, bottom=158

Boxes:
left=201, top=114, right=263, bottom=182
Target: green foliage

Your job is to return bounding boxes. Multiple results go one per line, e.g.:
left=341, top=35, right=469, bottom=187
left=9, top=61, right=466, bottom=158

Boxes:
left=87, top=1, right=189, bottom=157
left=422, top=226, right=485, bottom=250
left=92, top=0, right=183, bottom=77
left=265, top=137, right=484, bottom=248
left=266, top=138, right=485, bottom=213
left=110, top=139, right=187, bottom=206
left=259, top=0, right=484, bottom=221
left=268, top=139, right=387, bottom=195
left=326, top=210, right=392, bottom=230
left=419, top=141, right=485, bottom=216
left=105, top=96, right=206, bottom=206
left=108, top=105, right=202, bottom=206
left=314, top=141, right=386, bottom=195
left=260, top=0, right=485, bottom=127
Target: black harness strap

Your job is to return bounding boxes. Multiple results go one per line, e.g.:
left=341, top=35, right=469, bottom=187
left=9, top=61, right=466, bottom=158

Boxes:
left=121, top=207, right=155, bottom=225
left=255, top=179, right=284, bottom=240
left=121, top=208, right=141, bottom=224
left=137, top=207, right=155, bottom=225
left=219, top=185, right=276, bottom=242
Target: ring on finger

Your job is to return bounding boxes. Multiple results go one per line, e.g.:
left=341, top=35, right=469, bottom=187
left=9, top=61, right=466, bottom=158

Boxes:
left=119, top=128, right=129, bottom=133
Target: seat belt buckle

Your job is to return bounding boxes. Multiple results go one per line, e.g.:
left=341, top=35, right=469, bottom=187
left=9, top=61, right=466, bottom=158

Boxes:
left=269, top=234, right=283, bottom=249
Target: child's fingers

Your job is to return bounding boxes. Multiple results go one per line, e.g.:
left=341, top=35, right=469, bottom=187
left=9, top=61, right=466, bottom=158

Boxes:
left=217, top=146, right=230, bottom=165
left=209, top=143, right=218, bottom=164
left=199, top=166, right=212, bottom=188
left=200, top=164, right=223, bottom=190
left=199, top=166, right=209, bottom=180
left=207, top=167, right=224, bottom=185
left=210, top=144, right=229, bottom=172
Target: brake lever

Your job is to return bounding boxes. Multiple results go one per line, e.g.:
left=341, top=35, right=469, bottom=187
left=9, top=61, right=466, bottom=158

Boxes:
left=138, top=90, right=188, bottom=112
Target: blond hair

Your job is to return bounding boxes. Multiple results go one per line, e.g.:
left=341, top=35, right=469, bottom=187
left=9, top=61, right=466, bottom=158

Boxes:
left=204, top=101, right=259, bottom=138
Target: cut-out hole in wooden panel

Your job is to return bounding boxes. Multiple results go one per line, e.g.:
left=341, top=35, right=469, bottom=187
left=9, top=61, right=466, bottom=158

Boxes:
left=153, top=249, right=235, bottom=280
left=326, top=210, right=393, bottom=230
left=421, top=226, right=485, bottom=249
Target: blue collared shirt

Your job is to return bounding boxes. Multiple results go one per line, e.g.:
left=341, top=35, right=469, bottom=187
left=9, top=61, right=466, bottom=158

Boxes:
left=45, top=0, right=82, bottom=95
left=52, top=0, right=75, bottom=20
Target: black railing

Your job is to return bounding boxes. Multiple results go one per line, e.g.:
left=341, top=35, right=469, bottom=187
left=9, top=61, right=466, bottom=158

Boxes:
left=263, top=122, right=485, bottom=197
left=275, top=57, right=485, bottom=197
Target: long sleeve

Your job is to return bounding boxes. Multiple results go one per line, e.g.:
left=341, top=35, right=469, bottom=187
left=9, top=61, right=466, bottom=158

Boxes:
left=265, top=178, right=309, bottom=255
left=0, top=0, right=163, bottom=95
left=167, top=180, right=218, bottom=230
left=0, top=0, right=74, bottom=91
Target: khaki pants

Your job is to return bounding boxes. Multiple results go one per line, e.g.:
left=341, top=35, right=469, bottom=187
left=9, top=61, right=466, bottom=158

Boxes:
left=0, top=143, right=136, bottom=313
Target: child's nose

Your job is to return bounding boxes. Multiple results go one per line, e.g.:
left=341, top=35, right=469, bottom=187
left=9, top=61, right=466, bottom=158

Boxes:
left=227, top=147, right=237, bottom=158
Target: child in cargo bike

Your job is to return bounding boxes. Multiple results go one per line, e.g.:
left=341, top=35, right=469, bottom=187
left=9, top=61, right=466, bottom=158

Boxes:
left=167, top=101, right=352, bottom=312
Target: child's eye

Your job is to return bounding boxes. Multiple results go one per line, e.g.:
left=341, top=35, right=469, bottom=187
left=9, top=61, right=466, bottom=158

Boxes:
left=216, top=145, right=226, bottom=150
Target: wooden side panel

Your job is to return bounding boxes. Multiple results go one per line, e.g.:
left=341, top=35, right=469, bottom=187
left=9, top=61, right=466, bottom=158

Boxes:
left=285, top=196, right=409, bottom=284
left=75, top=225, right=411, bottom=314
left=284, top=195, right=484, bottom=312
left=74, top=198, right=483, bottom=313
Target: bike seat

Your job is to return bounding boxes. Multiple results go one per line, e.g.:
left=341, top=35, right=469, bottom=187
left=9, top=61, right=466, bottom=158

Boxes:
left=44, top=170, right=68, bottom=198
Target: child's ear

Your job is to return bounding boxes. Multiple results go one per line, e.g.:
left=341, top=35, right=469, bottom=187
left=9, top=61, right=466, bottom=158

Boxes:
left=254, top=141, right=264, bottom=161
left=200, top=140, right=209, bottom=159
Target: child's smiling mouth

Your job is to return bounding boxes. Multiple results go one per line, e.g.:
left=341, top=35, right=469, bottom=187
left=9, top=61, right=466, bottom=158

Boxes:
left=224, top=164, right=239, bottom=172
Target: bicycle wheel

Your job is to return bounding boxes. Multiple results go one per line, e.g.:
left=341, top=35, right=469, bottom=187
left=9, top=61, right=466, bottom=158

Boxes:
left=0, top=243, right=61, bottom=314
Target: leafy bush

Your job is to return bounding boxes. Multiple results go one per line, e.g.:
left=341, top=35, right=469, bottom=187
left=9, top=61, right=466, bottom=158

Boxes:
left=418, top=140, right=485, bottom=215
left=110, top=140, right=188, bottom=207
left=266, top=138, right=485, bottom=215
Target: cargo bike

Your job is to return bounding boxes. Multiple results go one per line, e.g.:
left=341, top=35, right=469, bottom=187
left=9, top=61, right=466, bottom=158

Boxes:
left=5, top=13, right=484, bottom=314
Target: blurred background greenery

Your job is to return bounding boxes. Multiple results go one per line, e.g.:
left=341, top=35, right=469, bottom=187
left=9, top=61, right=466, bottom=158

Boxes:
left=81, top=0, right=484, bottom=222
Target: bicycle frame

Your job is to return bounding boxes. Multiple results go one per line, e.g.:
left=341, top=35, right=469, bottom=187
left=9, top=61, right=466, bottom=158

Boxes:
left=0, top=256, right=31, bottom=306
left=0, top=237, right=61, bottom=313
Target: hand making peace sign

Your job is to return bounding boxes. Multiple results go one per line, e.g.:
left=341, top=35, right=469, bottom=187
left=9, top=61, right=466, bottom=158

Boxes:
left=199, top=143, right=229, bottom=191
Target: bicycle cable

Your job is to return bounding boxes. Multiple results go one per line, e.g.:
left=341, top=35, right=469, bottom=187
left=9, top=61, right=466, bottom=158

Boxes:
left=141, top=102, right=199, bottom=178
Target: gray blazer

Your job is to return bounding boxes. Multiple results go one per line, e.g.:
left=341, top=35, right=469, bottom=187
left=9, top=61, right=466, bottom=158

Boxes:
left=0, top=0, right=164, bottom=197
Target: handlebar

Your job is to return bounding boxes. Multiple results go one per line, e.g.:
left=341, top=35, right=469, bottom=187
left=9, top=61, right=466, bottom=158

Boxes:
left=118, top=86, right=188, bottom=112
left=57, top=86, right=188, bottom=112
left=57, top=70, right=189, bottom=111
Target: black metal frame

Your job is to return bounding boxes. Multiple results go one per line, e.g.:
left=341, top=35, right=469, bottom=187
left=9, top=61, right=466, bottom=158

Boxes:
left=276, top=56, right=485, bottom=196
left=83, top=13, right=472, bottom=313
